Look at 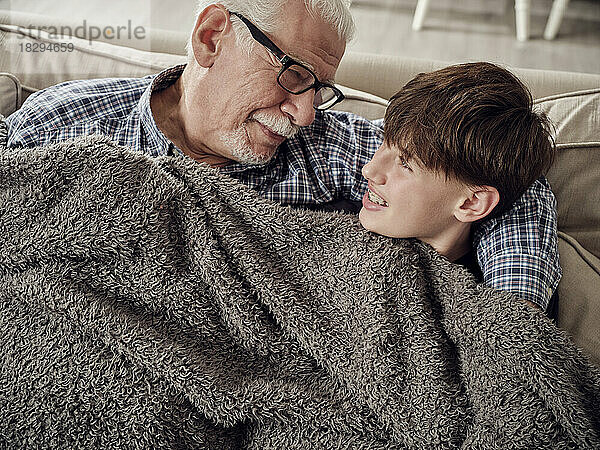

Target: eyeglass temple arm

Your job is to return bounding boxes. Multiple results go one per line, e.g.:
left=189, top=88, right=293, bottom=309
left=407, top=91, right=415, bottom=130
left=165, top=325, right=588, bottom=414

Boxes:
left=229, top=12, right=286, bottom=61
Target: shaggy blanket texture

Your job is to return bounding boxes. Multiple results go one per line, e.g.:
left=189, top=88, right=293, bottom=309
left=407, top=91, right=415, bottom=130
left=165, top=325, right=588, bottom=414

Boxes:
left=0, top=135, right=599, bottom=449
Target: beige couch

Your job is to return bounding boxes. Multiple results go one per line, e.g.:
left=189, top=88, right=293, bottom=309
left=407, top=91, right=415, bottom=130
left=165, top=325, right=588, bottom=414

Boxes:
left=1, top=15, right=599, bottom=365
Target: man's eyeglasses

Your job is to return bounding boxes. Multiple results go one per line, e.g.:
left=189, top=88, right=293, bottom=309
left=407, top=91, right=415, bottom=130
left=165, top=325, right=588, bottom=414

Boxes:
left=230, top=12, right=344, bottom=111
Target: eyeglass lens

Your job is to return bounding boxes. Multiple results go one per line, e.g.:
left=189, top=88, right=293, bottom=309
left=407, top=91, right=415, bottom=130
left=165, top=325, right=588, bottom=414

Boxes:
left=279, top=64, right=339, bottom=110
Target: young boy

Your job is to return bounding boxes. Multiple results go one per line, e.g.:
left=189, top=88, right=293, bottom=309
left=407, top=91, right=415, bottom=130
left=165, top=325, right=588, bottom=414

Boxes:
left=359, top=62, right=556, bottom=288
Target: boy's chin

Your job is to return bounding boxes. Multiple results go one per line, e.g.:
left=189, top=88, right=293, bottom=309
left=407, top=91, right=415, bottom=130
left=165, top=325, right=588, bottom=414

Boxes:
left=359, top=208, right=411, bottom=239
left=359, top=209, right=386, bottom=236
left=358, top=208, right=372, bottom=230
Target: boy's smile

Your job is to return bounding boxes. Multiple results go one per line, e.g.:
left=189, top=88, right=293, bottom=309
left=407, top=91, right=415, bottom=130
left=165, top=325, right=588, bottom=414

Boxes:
left=363, top=182, right=389, bottom=209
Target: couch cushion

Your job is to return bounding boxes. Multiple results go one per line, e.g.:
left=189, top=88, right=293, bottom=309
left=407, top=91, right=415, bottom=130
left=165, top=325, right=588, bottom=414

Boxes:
left=0, top=71, right=21, bottom=117
left=556, top=232, right=600, bottom=366
left=537, top=89, right=600, bottom=259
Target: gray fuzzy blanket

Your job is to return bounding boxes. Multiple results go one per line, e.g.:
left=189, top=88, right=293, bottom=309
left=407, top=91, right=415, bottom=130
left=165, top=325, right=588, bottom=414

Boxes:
left=0, top=135, right=599, bottom=449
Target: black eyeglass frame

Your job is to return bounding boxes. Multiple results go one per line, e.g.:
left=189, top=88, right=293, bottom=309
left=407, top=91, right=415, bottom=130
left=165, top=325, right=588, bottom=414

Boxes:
left=230, top=11, right=345, bottom=110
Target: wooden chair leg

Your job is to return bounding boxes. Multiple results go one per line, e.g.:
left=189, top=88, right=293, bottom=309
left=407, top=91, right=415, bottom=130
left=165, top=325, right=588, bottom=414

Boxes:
left=515, top=0, right=531, bottom=41
left=412, top=0, right=431, bottom=31
left=544, top=0, right=571, bottom=40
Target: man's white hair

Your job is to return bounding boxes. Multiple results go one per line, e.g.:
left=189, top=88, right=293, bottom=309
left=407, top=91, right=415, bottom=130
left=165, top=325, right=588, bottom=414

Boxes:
left=185, top=0, right=355, bottom=60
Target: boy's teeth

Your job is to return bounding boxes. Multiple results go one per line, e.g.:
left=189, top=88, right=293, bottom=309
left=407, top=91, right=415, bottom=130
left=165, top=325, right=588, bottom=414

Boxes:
left=368, top=190, right=388, bottom=207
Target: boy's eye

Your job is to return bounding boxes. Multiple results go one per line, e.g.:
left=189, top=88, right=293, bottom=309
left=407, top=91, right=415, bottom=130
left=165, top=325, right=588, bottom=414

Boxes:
left=396, top=155, right=412, bottom=171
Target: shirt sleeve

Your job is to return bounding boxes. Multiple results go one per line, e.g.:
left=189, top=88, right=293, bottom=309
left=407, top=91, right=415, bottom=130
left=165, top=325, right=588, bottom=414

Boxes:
left=472, top=177, right=562, bottom=310
left=4, top=91, right=45, bottom=149
left=4, top=76, right=152, bottom=150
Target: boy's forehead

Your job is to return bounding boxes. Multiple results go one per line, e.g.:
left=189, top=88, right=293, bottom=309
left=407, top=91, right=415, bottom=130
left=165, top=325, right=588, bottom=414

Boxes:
left=385, top=138, right=463, bottom=185
left=384, top=139, right=419, bottom=163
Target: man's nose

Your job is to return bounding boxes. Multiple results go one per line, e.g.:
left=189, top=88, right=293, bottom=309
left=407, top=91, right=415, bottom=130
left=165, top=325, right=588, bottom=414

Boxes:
left=280, top=89, right=316, bottom=127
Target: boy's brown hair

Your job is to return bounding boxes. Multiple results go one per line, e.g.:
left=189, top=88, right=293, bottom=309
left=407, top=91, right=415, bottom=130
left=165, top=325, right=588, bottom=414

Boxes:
left=384, top=62, right=555, bottom=218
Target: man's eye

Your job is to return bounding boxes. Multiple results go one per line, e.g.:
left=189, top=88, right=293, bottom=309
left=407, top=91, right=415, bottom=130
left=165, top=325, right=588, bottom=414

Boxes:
left=289, top=69, right=303, bottom=80
left=290, top=69, right=312, bottom=84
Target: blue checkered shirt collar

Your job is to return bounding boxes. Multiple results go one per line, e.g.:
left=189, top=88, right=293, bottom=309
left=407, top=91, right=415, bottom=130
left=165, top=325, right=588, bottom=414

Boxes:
left=136, top=64, right=187, bottom=157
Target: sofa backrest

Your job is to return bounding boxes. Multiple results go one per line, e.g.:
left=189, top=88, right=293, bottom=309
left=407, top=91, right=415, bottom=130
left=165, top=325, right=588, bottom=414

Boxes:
left=336, top=51, right=600, bottom=104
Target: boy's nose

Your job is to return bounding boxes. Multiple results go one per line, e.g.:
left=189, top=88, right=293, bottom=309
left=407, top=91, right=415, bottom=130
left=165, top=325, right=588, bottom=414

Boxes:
left=362, top=148, right=387, bottom=184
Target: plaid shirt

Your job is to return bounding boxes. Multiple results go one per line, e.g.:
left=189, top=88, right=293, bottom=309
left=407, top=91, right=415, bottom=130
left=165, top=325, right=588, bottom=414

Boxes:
left=5, top=65, right=561, bottom=309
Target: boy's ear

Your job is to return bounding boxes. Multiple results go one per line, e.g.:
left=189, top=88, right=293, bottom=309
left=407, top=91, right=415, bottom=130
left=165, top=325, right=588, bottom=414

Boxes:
left=454, top=186, right=499, bottom=223
left=190, top=5, right=231, bottom=68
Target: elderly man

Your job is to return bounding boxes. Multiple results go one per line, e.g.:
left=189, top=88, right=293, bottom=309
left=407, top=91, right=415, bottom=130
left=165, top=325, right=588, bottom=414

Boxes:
left=5, top=0, right=560, bottom=310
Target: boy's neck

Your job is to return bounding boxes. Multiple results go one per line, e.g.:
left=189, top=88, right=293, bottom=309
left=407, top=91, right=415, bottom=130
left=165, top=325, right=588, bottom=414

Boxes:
left=441, top=240, right=472, bottom=263
left=422, top=223, right=472, bottom=262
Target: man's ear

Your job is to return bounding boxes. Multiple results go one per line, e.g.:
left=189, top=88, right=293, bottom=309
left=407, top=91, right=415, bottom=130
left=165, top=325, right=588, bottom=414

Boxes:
left=190, top=5, right=231, bottom=68
left=454, top=186, right=499, bottom=223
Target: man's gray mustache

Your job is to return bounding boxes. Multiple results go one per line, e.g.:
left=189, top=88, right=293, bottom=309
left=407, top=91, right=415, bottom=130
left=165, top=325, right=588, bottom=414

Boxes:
left=250, top=111, right=300, bottom=139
